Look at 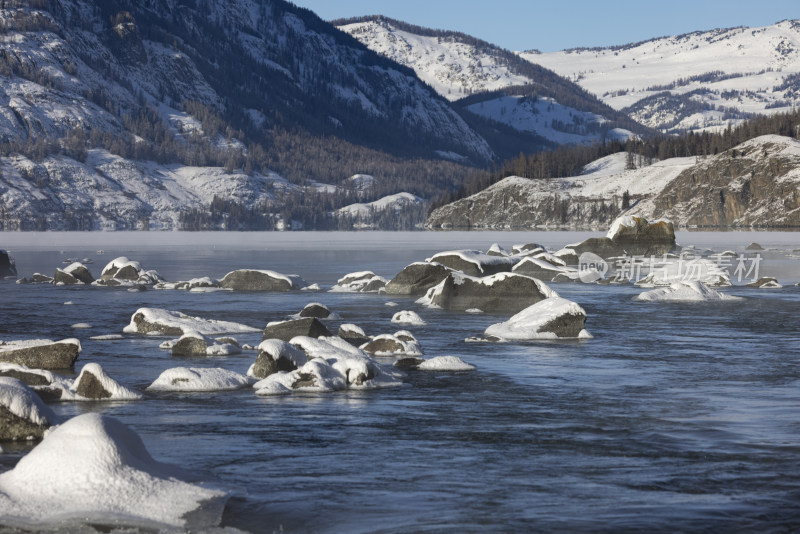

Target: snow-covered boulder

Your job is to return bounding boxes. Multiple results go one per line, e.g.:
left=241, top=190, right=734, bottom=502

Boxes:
left=148, top=367, right=253, bottom=392
left=635, top=281, right=743, bottom=302
left=426, top=250, right=519, bottom=277
left=338, top=323, right=371, bottom=346
left=249, top=339, right=308, bottom=379
left=606, top=214, right=676, bottom=255
left=155, top=277, right=221, bottom=291
left=262, top=317, right=332, bottom=341
left=72, top=363, right=142, bottom=400
left=16, top=273, right=54, bottom=284
left=385, top=261, right=453, bottom=296
left=297, top=302, right=333, bottom=319
left=418, top=272, right=558, bottom=313
left=219, top=269, right=306, bottom=291
left=0, top=377, right=57, bottom=441
left=252, top=336, right=402, bottom=395
left=54, top=262, right=95, bottom=285
left=123, top=308, right=260, bottom=336
left=330, top=271, right=387, bottom=292
left=361, top=331, right=422, bottom=356
left=486, top=243, right=510, bottom=257
left=391, top=310, right=427, bottom=326
left=0, top=338, right=81, bottom=369
left=484, top=297, right=591, bottom=341
left=0, top=413, right=229, bottom=529
left=97, top=257, right=164, bottom=286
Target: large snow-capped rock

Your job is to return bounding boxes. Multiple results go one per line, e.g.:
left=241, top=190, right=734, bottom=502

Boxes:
left=0, top=377, right=57, bottom=441
left=484, top=297, right=591, bottom=340
left=523, top=20, right=800, bottom=133
left=123, top=308, right=260, bottom=336
left=418, top=271, right=557, bottom=313
left=0, top=413, right=229, bottom=529
left=0, top=338, right=81, bottom=369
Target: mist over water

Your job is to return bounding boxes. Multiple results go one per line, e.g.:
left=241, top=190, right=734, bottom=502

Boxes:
left=1, top=231, right=799, bottom=532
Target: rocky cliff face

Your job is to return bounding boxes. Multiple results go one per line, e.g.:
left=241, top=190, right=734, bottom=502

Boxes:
left=426, top=135, right=800, bottom=230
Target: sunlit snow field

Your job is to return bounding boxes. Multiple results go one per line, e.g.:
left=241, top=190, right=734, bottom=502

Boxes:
left=1, top=230, right=799, bottom=532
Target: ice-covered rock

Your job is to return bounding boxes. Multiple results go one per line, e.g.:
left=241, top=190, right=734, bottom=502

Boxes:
left=484, top=297, right=591, bottom=341
left=330, top=271, right=387, bottom=292
left=219, top=269, right=306, bottom=291
left=418, top=271, right=557, bottom=313
left=155, top=277, right=221, bottom=291
left=426, top=250, right=519, bottom=277
left=54, top=262, right=95, bottom=285
left=252, top=336, right=402, bottom=395
left=391, top=310, right=427, bottom=326
left=0, top=377, right=57, bottom=441
left=0, top=413, right=229, bottom=528
left=385, top=261, right=453, bottom=295
left=417, top=356, right=476, bottom=371
left=635, top=281, right=743, bottom=302
left=72, top=363, right=143, bottom=400
left=249, top=339, right=308, bottom=379
left=262, top=317, right=332, bottom=341
left=123, top=308, right=260, bottom=336
left=0, top=338, right=81, bottom=369
left=148, top=367, right=254, bottom=392
left=97, top=257, right=164, bottom=286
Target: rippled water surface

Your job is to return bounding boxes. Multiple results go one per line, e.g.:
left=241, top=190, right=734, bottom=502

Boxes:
left=1, top=231, right=799, bottom=532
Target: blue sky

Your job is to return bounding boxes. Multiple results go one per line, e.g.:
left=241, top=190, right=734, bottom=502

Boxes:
left=291, top=0, right=799, bottom=52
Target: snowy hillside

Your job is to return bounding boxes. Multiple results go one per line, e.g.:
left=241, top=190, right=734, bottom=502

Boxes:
left=426, top=135, right=800, bottom=229
left=337, top=16, right=644, bottom=145
left=335, top=192, right=425, bottom=230
left=522, top=20, right=800, bottom=133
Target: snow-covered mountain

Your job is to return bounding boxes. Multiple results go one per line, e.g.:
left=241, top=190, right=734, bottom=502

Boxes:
left=426, top=135, right=800, bottom=230
left=337, top=16, right=644, bottom=146
left=522, top=20, right=800, bottom=133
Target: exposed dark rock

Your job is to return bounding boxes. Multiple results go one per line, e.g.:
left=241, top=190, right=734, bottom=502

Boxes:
left=33, top=387, right=63, bottom=402
left=74, top=369, right=113, bottom=399
left=0, top=368, right=50, bottom=386
left=127, top=312, right=184, bottom=336
left=220, top=269, right=302, bottom=291
left=262, top=317, right=332, bottom=341
left=333, top=271, right=387, bottom=292
left=746, top=276, right=781, bottom=288
left=0, top=405, right=48, bottom=440
left=291, top=373, right=317, bottom=389
left=299, top=303, right=331, bottom=319
left=385, top=262, right=453, bottom=295
left=252, top=342, right=304, bottom=379
left=0, top=340, right=80, bottom=369
left=425, top=273, right=553, bottom=313
left=539, top=312, right=587, bottom=338
left=171, top=335, right=208, bottom=356
left=338, top=325, right=370, bottom=346
left=0, top=250, right=16, bottom=278
left=393, top=357, right=425, bottom=370
left=53, top=269, right=81, bottom=285
left=0, top=378, right=53, bottom=441
left=746, top=242, right=764, bottom=251
left=361, top=337, right=405, bottom=354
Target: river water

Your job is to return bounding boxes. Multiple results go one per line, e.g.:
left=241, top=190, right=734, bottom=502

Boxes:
left=1, top=231, right=799, bottom=532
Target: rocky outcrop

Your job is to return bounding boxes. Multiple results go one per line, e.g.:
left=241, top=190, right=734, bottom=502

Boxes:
left=97, top=257, right=163, bottom=286
left=262, top=318, right=332, bottom=341
left=298, top=303, right=332, bottom=319
left=385, top=262, right=453, bottom=296
left=220, top=269, right=305, bottom=291
left=338, top=324, right=371, bottom=346
left=16, top=273, right=55, bottom=284
left=0, top=339, right=81, bottom=369
left=419, top=272, right=557, bottom=313
left=55, top=262, right=95, bottom=285
left=171, top=334, right=209, bottom=356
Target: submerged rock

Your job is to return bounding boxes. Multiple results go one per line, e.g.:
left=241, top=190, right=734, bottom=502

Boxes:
left=418, top=272, right=557, bottom=313
left=385, top=262, right=453, bottom=296
left=220, top=269, right=305, bottom=291
left=0, top=377, right=56, bottom=441
left=0, top=339, right=81, bottom=369
left=262, top=317, right=332, bottom=341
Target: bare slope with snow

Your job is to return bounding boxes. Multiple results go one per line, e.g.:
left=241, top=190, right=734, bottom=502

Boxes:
left=522, top=20, right=800, bottom=133
left=427, top=135, right=800, bottom=229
